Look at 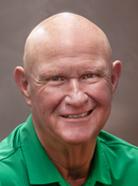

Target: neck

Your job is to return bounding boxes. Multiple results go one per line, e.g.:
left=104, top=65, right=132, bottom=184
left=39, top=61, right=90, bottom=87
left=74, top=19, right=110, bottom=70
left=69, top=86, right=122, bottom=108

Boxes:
left=42, top=139, right=96, bottom=186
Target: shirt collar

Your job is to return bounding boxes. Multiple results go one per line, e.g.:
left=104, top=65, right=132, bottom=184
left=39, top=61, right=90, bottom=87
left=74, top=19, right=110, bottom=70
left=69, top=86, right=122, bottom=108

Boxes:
left=86, top=136, right=112, bottom=185
left=20, top=115, right=66, bottom=185
left=20, top=115, right=112, bottom=185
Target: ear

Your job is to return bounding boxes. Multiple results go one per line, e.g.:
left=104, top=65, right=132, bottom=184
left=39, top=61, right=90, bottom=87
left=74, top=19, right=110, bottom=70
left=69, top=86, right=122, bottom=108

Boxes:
left=14, top=66, right=32, bottom=106
left=111, top=60, right=122, bottom=93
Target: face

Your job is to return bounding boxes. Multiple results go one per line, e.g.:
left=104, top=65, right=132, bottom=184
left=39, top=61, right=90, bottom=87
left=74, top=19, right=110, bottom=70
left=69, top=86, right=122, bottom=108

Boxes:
left=25, top=43, right=114, bottom=146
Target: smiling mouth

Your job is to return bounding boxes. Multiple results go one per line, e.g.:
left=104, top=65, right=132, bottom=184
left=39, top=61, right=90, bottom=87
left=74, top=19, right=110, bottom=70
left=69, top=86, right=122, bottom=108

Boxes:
left=62, top=109, right=93, bottom=119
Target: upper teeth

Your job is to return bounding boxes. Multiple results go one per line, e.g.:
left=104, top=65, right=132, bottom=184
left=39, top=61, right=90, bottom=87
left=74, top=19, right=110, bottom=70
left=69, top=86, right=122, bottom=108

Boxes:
left=64, top=111, right=89, bottom=119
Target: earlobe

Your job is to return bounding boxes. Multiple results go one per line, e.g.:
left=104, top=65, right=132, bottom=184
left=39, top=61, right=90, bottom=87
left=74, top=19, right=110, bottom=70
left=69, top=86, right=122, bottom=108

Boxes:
left=111, top=60, right=122, bottom=93
left=14, top=66, right=32, bottom=106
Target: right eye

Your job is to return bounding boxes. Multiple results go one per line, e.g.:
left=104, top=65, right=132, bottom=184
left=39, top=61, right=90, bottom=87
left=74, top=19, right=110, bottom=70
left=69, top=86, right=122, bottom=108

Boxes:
left=36, top=75, right=66, bottom=86
left=50, top=75, right=65, bottom=82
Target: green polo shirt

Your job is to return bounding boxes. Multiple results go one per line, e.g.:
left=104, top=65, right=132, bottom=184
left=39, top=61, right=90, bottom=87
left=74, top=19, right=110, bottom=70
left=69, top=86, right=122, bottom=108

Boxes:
left=0, top=115, right=138, bottom=186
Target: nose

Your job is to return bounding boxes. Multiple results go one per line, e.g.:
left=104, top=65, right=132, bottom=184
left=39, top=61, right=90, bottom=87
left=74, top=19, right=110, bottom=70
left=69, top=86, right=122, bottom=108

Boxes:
left=65, top=79, right=88, bottom=107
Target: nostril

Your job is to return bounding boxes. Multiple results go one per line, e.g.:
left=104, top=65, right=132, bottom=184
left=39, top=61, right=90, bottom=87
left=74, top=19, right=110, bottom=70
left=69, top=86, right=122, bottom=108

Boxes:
left=65, top=91, right=88, bottom=107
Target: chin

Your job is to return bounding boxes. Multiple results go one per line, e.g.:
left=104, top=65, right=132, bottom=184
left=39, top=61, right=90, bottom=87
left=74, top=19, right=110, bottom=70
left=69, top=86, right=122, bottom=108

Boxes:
left=59, top=131, right=96, bottom=146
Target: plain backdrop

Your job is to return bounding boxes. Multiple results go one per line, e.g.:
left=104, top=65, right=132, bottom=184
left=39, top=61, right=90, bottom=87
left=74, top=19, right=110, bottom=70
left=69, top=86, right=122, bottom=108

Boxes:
left=0, top=0, right=138, bottom=145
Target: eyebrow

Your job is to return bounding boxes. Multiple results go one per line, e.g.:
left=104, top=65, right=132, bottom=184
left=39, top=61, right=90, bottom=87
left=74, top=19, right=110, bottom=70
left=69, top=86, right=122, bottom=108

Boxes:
left=38, top=64, right=108, bottom=79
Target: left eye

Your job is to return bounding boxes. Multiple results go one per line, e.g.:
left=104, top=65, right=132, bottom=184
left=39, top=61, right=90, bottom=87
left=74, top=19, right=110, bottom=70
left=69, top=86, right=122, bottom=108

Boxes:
left=81, top=73, right=96, bottom=80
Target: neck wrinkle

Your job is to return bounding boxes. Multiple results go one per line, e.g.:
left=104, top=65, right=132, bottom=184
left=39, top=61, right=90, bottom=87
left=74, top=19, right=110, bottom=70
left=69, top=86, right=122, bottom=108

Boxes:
left=42, top=139, right=96, bottom=183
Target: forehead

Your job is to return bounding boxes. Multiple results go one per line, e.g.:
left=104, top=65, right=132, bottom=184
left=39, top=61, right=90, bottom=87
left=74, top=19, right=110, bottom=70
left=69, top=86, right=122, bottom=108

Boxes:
left=29, top=31, right=110, bottom=70
left=31, top=52, right=110, bottom=78
left=32, top=28, right=109, bottom=59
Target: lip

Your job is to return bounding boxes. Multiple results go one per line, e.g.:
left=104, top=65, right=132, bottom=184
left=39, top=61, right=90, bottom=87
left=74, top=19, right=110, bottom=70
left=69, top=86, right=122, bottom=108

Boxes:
left=60, top=108, right=94, bottom=120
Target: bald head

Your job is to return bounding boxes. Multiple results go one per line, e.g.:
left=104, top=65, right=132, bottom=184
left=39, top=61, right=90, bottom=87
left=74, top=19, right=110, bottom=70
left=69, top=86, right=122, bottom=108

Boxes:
left=23, top=12, right=112, bottom=73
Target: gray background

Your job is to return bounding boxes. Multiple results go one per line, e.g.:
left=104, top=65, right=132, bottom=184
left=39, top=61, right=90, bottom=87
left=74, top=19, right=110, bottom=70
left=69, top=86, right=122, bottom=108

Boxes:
left=0, top=0, right=138, bottom=145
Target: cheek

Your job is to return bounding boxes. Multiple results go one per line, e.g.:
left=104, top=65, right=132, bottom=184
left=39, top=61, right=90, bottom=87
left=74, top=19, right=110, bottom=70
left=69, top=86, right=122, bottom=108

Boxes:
left=85, top=82, right=112, bottom=134
left=31, top=86, right=65, bottom=114
left=90, top=81, right=112, bottom=122
left=87, top=80, right=112, bottom=106
left=30, top=87, right=65, bottom=134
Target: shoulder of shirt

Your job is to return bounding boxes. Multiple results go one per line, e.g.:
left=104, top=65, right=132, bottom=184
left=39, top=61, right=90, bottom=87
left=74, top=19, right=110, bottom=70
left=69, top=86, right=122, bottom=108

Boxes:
left=0, top=124, right=23, bottom=160
left=98, top=130, right=138, bottom=163
left=99, top=130, right=138, bottom=148
left=99, top=130, right=138, bottom=150
left=0, top=123, right=25, bottom=182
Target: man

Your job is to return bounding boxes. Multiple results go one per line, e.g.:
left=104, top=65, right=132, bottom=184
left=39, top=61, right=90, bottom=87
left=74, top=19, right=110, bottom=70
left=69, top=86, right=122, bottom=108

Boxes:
left=0, top=12, right=137, bottom=186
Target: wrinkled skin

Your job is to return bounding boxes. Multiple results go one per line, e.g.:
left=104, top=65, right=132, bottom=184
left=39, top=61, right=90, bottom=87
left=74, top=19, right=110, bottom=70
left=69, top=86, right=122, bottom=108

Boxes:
left=14, top=12, right=121, bottom=185
left=26, top=48, right=113, bottom=146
